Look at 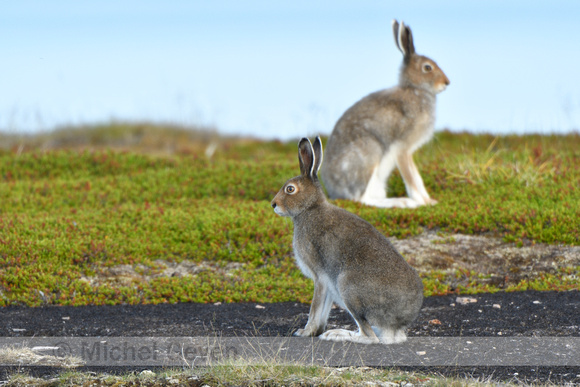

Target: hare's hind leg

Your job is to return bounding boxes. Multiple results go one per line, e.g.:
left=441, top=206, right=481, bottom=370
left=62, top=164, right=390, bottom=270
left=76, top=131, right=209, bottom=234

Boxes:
left=373, top=327, right=407, bottom=344
left=319, top=312, right=380, bottom=344
left=322, top=139, right=380, bottom=201
left=396, top=152, right=436, bottom=206
left=360, top=146, right=419, bottom=208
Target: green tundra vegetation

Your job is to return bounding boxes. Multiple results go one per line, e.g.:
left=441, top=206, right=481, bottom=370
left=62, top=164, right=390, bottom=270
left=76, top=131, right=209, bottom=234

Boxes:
left=0, top=123, right=578, bottom=307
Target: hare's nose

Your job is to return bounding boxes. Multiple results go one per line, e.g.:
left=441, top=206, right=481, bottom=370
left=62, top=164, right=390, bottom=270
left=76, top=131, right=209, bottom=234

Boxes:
left=445, top=77, right=450, bottom=86
left=271, top=202, right=277, bottom=209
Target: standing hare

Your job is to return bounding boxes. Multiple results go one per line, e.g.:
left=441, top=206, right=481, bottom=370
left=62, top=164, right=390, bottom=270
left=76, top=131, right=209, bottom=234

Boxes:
left=320, top=20, right=450, bottom=208
left=271, top=137, right=423, bottom=344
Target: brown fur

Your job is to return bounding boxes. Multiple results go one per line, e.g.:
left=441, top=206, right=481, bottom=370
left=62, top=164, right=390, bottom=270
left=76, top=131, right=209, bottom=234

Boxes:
left=271, top=137, right=423, bottom=344
left=320, top=20, right=449, bottom=208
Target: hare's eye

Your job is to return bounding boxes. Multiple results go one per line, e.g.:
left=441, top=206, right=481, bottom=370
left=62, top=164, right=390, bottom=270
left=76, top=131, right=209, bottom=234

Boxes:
left=423, top=64, right=433, bottom=72
left=285, top=185, right=296, bottom=194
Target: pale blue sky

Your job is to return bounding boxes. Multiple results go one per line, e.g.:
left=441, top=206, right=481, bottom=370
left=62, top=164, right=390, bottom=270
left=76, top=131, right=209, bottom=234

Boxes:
left=2, top=1, right=580, bottom=139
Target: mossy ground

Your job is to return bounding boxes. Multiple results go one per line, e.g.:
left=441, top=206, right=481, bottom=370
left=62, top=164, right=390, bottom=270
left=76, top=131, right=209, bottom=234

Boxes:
left=0, top=124, right=578, bottom=307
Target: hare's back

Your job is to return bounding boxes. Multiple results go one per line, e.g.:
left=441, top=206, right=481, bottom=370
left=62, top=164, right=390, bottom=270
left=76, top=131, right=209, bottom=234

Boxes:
left=328, top=206, right=406, bottom=265
left=327, top=88, right=417, bottom=153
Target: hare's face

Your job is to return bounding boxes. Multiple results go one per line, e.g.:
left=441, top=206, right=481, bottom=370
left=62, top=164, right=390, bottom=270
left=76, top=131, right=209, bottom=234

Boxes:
left=403, top=55, right=450, bottom=94
left=271, top=176, right=319, bottom=217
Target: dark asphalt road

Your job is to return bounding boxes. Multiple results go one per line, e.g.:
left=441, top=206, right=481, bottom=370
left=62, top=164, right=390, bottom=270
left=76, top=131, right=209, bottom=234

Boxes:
left=1, top=290, right=579, bottom=384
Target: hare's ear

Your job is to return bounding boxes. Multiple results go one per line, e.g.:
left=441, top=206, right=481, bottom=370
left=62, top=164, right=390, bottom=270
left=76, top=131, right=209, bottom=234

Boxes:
left=298, top=137, right=315, bottom=178
left=312, top=136, right=323, bottom=178
left=395, top=20, right=415, bottom=61
left=392, top=19, right=402, bottom=53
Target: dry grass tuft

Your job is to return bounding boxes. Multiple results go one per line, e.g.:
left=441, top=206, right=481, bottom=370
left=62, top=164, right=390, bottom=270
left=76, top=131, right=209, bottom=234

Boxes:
left=445, top=137, right=558, bottom=186
left=0, top=346, right=83, bottom=368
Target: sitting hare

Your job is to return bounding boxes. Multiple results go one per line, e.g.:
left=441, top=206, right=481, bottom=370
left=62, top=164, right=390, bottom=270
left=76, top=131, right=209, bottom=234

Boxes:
left=320, top=20, right=449, bottom=208
left=271, top=137, right=423, bottom=344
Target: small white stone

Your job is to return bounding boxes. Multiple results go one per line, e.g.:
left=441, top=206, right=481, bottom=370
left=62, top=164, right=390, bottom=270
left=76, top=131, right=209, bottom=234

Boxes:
left=533, top=300, right=541, bottom=304
left=493, top=304, right=501, bottom=309
left=456, top=297, right=477, bottom=305
left=255, top=305, right=266, bottom=309
left=416, top=351, right=426, bottom=355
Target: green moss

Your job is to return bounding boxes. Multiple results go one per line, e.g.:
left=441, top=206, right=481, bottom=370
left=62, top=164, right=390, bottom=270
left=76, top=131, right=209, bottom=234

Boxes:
left=0, top=127, right=578, bottom=306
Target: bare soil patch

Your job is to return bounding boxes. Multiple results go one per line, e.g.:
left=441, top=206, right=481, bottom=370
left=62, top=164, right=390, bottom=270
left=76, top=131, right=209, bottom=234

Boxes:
left=391, top=231, right=579, bottom=289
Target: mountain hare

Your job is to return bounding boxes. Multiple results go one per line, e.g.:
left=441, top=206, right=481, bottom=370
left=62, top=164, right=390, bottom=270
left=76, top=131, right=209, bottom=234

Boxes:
left=271, top=137, right=423, bottom=344
left=320, top=20, right=449, bottom=208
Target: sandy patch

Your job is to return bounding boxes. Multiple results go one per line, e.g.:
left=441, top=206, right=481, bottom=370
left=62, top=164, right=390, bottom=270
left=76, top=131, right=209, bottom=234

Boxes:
left=389, top=231, right=579, bottom=287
